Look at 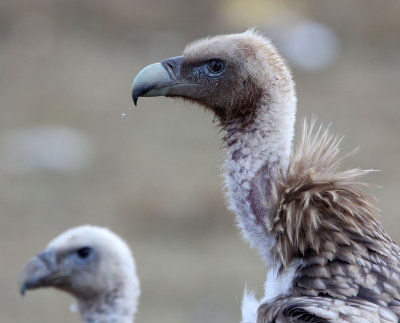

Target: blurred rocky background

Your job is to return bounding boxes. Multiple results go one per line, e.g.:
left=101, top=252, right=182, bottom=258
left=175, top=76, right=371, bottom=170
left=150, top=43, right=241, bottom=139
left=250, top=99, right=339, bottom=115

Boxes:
left=0, top=0, right=399, bottom=322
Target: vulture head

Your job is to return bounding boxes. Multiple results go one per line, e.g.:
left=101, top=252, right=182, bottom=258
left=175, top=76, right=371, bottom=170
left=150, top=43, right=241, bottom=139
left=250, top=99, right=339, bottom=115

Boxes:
left=19, top=225, right=140, bottom=323
left=132, top=29, right=296, bottom=127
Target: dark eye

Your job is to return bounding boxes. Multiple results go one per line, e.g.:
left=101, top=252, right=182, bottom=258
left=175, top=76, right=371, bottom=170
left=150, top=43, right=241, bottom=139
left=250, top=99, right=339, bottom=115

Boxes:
left=206, top=59, right=225, bottom=75
left=76, top=247, right=92, bottom=259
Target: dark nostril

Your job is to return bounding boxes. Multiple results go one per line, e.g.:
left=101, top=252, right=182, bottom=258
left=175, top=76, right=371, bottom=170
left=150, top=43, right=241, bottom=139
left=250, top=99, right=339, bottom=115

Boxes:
left=166, top=62, right=175, bottom=78
left=161, top=55, right=184, bottom=79
left=38, top=250, right=58, bottom=272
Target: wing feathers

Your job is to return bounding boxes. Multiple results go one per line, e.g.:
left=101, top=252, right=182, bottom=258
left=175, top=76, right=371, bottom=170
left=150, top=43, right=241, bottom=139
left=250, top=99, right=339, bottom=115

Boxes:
left=258, top=296, right=397, bottom=323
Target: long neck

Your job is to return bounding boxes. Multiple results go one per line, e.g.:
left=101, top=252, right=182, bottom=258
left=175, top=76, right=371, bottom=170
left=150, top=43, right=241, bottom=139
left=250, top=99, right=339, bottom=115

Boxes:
left=223, top=88, right=296, bottom=266
left=78, top=286, right=138, bottom=323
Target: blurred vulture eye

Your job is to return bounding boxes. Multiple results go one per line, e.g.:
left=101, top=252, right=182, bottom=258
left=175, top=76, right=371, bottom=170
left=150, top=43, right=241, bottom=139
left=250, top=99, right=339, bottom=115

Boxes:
left=206, top=59, right=225, bottom=76
left=73, top=246, right=94, bottom=265
left=76, top=247, right=93, bottom=261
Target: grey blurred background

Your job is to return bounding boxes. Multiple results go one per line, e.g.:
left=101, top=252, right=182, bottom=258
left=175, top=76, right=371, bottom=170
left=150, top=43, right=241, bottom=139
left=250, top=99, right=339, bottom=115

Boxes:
left=1, top=1, right=399, bottom=322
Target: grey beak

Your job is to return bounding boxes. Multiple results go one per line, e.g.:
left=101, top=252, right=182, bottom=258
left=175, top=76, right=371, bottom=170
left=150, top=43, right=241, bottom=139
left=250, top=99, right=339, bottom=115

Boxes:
left=131, top=55, right=199, bottom=105
left=19, top=250, right=57, bottom=296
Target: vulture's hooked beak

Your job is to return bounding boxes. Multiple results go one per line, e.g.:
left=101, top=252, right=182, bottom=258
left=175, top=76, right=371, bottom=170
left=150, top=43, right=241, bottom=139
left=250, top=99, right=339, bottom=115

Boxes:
left=19, top=250, right=58, bottom=296
left=131, top=55, right=199, bottom=105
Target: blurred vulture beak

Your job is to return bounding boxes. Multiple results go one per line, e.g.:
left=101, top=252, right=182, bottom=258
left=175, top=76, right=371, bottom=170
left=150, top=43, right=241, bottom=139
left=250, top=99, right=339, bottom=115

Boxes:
left=131, top=55, right=199, bottom=105
left=19, top=250, right=57, bottom=296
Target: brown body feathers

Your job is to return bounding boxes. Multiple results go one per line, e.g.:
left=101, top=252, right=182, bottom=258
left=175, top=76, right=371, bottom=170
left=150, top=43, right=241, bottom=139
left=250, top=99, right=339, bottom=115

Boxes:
left=258, top=120, right=400, bottom=322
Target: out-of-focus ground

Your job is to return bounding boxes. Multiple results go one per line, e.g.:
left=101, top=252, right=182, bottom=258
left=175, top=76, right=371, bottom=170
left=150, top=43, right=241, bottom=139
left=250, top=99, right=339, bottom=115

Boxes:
left=0, top=1, right=399, bottom=322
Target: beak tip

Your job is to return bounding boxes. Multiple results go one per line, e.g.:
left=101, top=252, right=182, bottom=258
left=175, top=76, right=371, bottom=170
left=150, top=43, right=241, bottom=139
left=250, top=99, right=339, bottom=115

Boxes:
left=18, top=279, right=27, bottom=296
left=133, top=95, right=138, bottom=106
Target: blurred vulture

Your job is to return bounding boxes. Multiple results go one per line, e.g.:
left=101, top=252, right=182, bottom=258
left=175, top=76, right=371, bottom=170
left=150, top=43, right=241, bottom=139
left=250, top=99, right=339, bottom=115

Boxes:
left=132, top=30, right=400, bottom=322
left=19, top=225, right=140, bottom=323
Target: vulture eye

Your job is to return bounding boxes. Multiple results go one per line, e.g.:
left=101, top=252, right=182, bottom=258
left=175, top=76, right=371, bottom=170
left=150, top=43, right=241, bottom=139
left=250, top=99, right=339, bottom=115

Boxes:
left=206, top=59, right=225, bottom=76
left=76, top=247, right=93, bottom=260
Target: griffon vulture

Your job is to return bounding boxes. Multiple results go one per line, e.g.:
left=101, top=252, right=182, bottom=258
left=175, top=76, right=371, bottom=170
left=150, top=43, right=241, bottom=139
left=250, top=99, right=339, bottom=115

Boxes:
left=131, top=30, right=400, bottom=322
left=19, top=225, right=140, bottom=323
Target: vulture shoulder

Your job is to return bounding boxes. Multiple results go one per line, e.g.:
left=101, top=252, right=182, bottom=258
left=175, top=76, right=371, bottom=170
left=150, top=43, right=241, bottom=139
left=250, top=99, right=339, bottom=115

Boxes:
left=250, top=121, right=400, bottom=322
